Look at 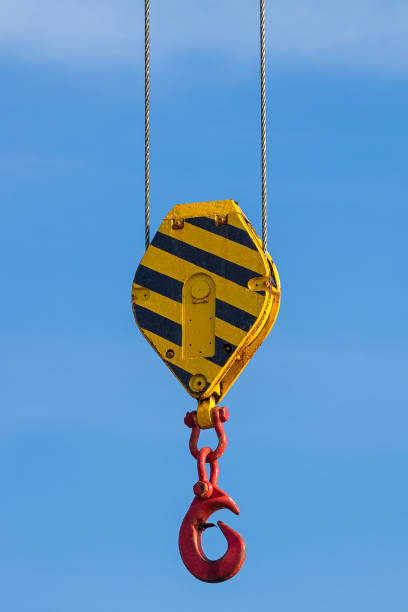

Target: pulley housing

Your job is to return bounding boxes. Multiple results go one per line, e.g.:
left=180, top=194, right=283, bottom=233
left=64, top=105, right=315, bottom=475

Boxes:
left=132, top=199, right=280, bottom=407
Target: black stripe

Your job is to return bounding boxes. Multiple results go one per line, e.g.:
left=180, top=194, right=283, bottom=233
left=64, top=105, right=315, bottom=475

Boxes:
left=134, top=305, right=182, bottom=346
left=135, top=304, right=238, bottom=373
left=152, top=232, right=258, bottom=289
left=165, top=362, right=195, bottom=391
left=166, top=363, right=210, bottom=395
left=185, top=217, right=257, bottom=250
left=135, top=304, right=234, bottom=367
left=215, top=299, right=256, bottom=332
left=134, top=265, right=257, bottom=333
left=134, top=265, right=182, bottom=302
left=207, top=337, right=237, bottom=368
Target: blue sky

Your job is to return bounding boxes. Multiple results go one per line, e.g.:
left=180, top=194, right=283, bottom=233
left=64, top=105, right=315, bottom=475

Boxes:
left=1, top=2, right=407, bottom=611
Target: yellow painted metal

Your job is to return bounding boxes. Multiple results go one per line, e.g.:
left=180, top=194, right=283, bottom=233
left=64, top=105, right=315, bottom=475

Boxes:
left=131, top=199, right=281, bottom=408
left=182, top=273, right=216, bottom=359
left=196, top=396, right=216, bottom=429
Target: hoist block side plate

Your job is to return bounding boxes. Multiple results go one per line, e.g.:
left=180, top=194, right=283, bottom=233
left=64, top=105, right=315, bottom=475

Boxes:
left=131, top=200, right=281, bottom=403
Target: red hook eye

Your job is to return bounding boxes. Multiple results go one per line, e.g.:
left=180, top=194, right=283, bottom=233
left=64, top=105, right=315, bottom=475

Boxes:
left=178, top=485, right=246, bottom=583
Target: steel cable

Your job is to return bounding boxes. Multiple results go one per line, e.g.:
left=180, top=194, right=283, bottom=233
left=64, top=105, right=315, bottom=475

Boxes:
left=144, top=1, right=268, bottom=253
left=260, top=0, right=268, bottom=253
left=144, top=0, right=150, bottom=250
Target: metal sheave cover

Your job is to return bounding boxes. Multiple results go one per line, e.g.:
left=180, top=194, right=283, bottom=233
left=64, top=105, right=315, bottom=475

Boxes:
left=132, top=200, right=281, bottom=403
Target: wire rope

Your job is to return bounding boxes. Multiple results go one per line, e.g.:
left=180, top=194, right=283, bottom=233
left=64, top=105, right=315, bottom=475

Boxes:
left=260, top=0, right=268, bottom=253
left=144, top=1, right=269, bottom=253
left=144, top=0, right=150, bottom=250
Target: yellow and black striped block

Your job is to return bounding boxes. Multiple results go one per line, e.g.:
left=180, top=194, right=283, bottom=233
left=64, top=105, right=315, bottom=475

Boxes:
left=131, top=200, right=281, bottom=403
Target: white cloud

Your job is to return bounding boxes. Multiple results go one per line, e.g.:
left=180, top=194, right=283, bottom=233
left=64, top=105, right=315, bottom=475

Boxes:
left=0, top=0, right=407, bottom=73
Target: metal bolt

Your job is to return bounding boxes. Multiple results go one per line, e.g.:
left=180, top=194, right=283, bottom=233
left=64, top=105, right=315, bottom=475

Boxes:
left=191, top=279, right=210, bottom=300
left=217, top=407, right=229, bottom=423
left=172, top=218, right=184, bottom=230
left=193, top=481, right=213, bottom=499
left=189, top=373, right=207, bottom=392
left=223, top=344, right=232, bottom=355
left=166, top=349, right=175, bottom=359
left=215, top=214, right=228, bottom=226
left=184, top=411, right=197, bottom=428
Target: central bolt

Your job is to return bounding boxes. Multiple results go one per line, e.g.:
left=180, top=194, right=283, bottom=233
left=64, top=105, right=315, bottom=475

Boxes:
left=191, top=279, right=210, bottom=300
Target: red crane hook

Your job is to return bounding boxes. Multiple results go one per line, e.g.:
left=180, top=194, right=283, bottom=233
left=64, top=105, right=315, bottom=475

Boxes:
left=178, top=484, right=246, bottom=583
left=178, top=422, right=246, bottom=584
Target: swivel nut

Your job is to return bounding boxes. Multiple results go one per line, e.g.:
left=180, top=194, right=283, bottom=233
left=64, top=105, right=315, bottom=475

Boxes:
left=193, top=480, right=213, bottom=499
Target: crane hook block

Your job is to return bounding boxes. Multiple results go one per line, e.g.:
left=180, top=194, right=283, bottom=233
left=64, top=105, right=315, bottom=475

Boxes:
left=131, top=200, right=280, bottom=405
